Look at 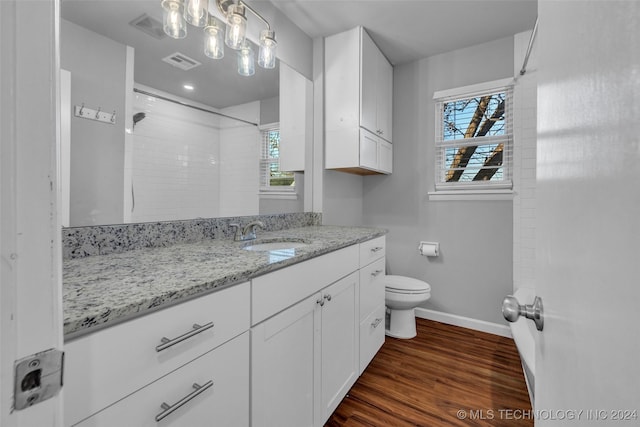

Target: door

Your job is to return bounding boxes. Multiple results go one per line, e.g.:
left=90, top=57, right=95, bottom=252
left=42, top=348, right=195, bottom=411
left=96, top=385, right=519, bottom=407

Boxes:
left=321, top=272, right=359, bottom=423
left=360, top=129, right=379, bottom=171
left=1, top=1, right=64, bottom=426
left=536, top=1, right=640, bottom=423
left=251, top=293, right=321, bottom=427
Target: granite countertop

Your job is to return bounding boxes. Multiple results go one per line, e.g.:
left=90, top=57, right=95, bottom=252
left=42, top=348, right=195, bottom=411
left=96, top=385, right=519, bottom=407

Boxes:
left=63, top=225, right=386, bottom=338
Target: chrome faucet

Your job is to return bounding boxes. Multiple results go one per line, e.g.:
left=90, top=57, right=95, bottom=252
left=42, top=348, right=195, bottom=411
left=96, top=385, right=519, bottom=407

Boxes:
left=229, top=221, right=265, bottom=241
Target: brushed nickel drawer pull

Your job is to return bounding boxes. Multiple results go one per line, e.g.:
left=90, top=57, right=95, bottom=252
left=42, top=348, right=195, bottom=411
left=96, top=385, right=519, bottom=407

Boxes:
left=156, top=322, right=214, bottom=352
left=155, top=380, right=213, bottom=422
left=371, top=318, right=383, bottom=328
left=370, top=246, right=384, bottom=253
left=370, top=269, right=383, bottom=277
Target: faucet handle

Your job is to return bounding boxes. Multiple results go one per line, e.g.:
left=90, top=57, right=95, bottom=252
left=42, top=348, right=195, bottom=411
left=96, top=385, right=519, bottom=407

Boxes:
left=229, top=223, right=243, bottom=241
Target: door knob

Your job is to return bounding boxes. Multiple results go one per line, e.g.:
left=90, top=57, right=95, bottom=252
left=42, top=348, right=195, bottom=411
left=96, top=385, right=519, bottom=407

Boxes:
left=502, top=295, right=544, bottom=331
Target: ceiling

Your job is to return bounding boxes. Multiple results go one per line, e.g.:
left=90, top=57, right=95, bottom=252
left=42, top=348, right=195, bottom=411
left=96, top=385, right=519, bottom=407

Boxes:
left=270, top=0, right=538, bottom=65
left=61, top=0, right=537, bottom=109
left=61, top=0, right=279, bottom=109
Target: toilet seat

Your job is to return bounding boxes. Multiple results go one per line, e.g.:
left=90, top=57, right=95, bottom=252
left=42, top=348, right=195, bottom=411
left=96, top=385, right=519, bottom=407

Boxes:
left=384, top=275, right=431, bottom=294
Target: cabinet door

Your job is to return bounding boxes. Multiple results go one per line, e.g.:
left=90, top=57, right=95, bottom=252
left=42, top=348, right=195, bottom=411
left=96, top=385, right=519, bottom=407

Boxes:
left=377, top=53, right=393, bottom=142
left=76, top=332, right=249, bottom=427
left=280, top=63, right=312, bottom=172
left=379, top=139, right=393, bottom=173
left=360, top=28, right=378, bottom=135
left=320, top=272, right=359, bottom=423
left=251, top=293, right=321, bottom=427
left=359, top=128, right=379, bottom=171
left=359, top=305, right=386, bottom=375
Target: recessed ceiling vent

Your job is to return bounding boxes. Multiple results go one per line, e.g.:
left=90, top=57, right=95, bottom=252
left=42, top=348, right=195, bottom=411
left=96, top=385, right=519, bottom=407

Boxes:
left=162, top=52, right=202, bottom=71
left=129, top=14, right=166, bottom=40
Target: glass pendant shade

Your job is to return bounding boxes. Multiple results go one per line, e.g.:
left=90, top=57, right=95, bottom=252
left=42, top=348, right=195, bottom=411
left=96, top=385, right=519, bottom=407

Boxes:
left=185, top=0, right=208, bottom=27
left=224, top=3, right=246, bottom=50
left=161, top=0, right=187, bottom=39
left=237, top=42, right=255, bottom=76
left=258, top=29, right=277, bottom=69
left=204, top=19, right=224, bottom=59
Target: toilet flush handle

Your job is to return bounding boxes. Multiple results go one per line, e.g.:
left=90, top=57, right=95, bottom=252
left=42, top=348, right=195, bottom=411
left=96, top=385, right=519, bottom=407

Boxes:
left=502, top=295, right=544, bottom=331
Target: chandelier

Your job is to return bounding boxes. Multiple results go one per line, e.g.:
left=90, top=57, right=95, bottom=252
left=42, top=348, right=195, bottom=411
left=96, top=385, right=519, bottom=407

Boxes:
left=160, top=0, right=277, bottom=76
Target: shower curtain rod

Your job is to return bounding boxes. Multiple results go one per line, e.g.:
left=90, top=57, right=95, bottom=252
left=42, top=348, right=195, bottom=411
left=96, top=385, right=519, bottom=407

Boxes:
left=519, top=17, right=539, bottom=76
left=133, top=88, right=259, bottom=127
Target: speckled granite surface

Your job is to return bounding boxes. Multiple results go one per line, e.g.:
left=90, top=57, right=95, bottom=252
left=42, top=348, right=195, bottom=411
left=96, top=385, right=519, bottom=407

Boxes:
left=62, top=212, right=322, bottom=259
left=63, top=225, right=386, bottom=339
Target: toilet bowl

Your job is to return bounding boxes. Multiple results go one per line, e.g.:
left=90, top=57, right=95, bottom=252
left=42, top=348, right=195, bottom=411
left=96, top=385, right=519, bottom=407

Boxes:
left=384, top=275, right=431, bottom=339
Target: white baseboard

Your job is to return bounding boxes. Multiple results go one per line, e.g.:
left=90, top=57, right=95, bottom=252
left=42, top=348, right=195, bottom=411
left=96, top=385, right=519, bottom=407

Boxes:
left=415, top=307, right=512, bottom=338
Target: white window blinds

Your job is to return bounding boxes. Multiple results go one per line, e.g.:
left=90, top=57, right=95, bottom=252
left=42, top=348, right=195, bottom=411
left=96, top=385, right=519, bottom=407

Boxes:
left=434, top=80, right=513, bottom=191
left=259, top=127, right=295, bottom=191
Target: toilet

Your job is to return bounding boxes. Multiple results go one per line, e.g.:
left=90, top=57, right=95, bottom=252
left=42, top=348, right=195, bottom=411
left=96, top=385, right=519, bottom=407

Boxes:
left=384, top=275, right=431, bottom=339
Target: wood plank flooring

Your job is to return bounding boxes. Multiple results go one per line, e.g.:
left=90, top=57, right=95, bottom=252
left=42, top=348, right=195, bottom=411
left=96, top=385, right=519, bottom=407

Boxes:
left=325, top=318, right=533, bottom=427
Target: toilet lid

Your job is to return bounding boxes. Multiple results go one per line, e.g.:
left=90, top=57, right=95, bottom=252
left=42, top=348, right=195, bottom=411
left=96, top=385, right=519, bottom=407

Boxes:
left=384, top=275, right=431, bottom=293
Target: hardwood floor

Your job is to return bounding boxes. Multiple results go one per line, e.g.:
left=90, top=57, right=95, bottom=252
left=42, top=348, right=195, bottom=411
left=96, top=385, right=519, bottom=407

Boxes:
left=325, top=318, right=533, bottom=427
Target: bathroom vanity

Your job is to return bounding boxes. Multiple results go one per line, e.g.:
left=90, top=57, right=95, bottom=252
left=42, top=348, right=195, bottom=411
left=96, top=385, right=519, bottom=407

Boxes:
left=63, top=225, right=386, bottom=426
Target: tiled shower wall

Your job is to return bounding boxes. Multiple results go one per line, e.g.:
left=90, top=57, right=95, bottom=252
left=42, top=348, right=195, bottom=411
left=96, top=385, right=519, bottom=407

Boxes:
left=129, top=89, right=222, bottom=223
left=513, top=30, right=538, bottom=292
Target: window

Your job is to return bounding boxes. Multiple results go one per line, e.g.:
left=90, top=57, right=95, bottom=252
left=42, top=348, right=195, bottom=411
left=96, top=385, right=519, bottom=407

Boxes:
left=259, top=126, right=295, bottom=192
left=433, top=79, right=513, bottom=193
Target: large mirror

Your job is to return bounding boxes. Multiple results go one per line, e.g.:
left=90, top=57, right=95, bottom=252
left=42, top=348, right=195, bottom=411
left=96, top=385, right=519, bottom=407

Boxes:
left=60, top=0, right=307, bottom=227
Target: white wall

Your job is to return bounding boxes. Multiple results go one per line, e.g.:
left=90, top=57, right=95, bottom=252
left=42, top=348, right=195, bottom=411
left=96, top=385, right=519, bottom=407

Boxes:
left=60, top=19, right=126, bottom=226
left=512, top=30, right=538, bottom=292
left=322, top=171, right=363, bottom=225
left=361, top=36, right=515, bottom=325
left=219, top=102, right=261, bottom=217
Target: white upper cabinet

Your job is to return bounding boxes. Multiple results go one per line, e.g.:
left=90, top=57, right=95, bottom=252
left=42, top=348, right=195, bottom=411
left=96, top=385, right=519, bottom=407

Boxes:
left=279, top=63, right=313, bottom=172
left=360, top=30, right=392, bottom=140
left=325, top=26, right=393, bottom=175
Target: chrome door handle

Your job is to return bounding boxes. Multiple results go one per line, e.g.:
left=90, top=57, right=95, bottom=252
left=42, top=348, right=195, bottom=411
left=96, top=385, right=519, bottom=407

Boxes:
left=502, top=295, right=544, bottom=331
left=317, top=298, right=325, bottom=307
left=370, top=269, right=383, bottom=277
left=155, top=381, right=213, bottom=422
left=371, top=318, right=383, bottom=328
left=323, top=294, right=332, bottom=302
left=156, top=322, right=214, bottom=352
left=370, top=246, right=383, bottom=253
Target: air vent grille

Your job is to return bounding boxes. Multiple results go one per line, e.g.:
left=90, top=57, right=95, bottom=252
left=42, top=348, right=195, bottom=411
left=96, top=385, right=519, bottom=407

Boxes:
left=162, top=52, right=202, bottom=71
left=129, top=14, right=166, bottom=40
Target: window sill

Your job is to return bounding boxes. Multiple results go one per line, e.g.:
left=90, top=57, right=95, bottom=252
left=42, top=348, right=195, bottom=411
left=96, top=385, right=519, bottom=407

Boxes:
left=428, top=190, right=513, bottom=201
left=259, top=191, right=298, bottom=200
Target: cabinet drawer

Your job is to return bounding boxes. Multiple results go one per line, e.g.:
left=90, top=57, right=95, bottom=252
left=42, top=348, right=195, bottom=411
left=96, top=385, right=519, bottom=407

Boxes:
left=252, top=245, right=359, bottom=325
left=359, top=236, right=386, bottom=267
left=359, top=258, right=385, bottom=322
left=359, top=305, right=386, bottom=375
left=75, top=332, right=249, bottom=427
left=65, top=282, right=250, bottom=426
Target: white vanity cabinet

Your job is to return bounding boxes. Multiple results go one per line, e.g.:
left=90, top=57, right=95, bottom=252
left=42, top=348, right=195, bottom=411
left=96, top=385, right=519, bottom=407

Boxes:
left=64, top=282, right=250, bottom=426
left=325, top=26, right=393, bottom=175
left=64, top=234, right=386, bottom=427
left=251, top=246, right=359, bottom=427
left=251, top=237, right=386, bottom=427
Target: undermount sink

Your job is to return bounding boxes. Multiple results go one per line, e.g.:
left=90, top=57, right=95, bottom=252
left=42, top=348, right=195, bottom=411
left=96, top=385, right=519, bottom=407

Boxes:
left=242, top=238, right=310, bottom=252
